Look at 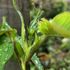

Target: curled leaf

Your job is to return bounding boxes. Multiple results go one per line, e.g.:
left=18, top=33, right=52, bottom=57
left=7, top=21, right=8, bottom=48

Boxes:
left=38, top=18, right=50, bottom=34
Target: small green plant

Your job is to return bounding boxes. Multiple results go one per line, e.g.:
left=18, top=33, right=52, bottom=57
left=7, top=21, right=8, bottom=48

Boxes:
left=0, top=0, right=70, bottom=70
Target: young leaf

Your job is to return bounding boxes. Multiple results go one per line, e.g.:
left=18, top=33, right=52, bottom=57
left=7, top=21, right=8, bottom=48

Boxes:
left=0, top=17, right=16, bottom=36
left=38, top=18, right=50, bottom=34
left=29, top=9, right=43, bottom=35
left=38, top=18, right=57, bottom=36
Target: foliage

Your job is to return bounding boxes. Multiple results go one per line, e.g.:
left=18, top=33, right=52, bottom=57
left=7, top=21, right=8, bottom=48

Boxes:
left=0, top=17, right=16, bottom=70
left=0, top=0, right=70, bottom=70
left=38, top=12, right=70, bottom=37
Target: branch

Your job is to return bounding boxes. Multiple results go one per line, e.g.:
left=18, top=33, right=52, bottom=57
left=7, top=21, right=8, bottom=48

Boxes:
left=26, top=35, right=47, bottom=61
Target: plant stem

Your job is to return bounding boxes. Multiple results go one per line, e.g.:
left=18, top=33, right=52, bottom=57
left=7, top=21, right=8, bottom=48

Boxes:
left=21, top=61, right=26, bottom=70
left=28, top=35, right=47, bottom=60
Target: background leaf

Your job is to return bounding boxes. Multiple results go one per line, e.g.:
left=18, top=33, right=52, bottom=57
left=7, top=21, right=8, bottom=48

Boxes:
left=51, top=12, right=70, bottom=37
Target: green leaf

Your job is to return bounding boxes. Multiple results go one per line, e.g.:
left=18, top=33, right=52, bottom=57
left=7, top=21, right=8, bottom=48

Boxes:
left=31, top=54, right=43, bottom=70
left=38, top=18, right=56, bottom=36
left=38, top=18, right=50, bottom=34
left=0, top=17, right=17, bottom=39
left=14, top=37, right=25, bottom=58
left=51, top=12, right=70, bottom=37
left=0, top=17, right=11, bottom=35
left=29, top=9, right=43, bottom=35
left=0, top=35, right=14, bottom=70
